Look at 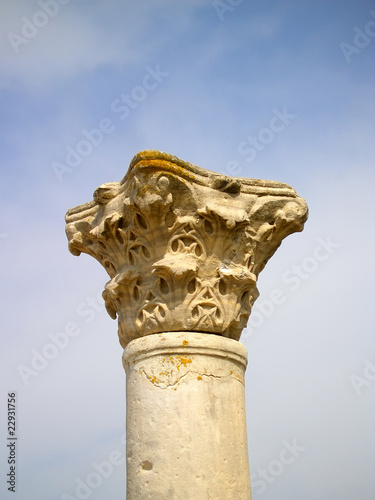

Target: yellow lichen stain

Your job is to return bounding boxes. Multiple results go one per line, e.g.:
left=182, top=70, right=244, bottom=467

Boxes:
left=197, top=375, right=202, bottom=381
left=145, top=373, right=160, bottom=385
left=176, top=355, right=192, bottom=371
left=230, top=370, right=233, bottom=374
left=182, top=340, right=189, bottom=347
left=150, top=161, right=195, bottom=181
left=160, top=354, right=193, bottom=372
left=134, top=159, right=196, bottom=186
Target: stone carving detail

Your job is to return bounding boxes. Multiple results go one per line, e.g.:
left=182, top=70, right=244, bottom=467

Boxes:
left=65, top=150, right=308, bottom=347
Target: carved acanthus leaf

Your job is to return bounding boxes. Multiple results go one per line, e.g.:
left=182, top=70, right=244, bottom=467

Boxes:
left=65, top=150, right=308, bottom=347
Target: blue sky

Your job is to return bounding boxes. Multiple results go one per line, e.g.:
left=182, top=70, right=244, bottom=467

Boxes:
left=0, top=1, right=374, bottom=499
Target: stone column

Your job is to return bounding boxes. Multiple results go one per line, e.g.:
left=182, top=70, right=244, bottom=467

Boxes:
left=65, top=150, right=308, bottom=499
left=123, top=331, right=249, bottom=499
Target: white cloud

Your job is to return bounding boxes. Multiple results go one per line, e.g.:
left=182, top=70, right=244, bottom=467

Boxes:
left=0, top=0, right=210, bottom=88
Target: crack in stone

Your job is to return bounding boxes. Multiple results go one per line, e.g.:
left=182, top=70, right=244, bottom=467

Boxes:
left=139, top=368, right=244, bottom=389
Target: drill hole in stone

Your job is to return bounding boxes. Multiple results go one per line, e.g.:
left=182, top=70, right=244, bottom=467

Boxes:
left=136, top=213, right=148, bottom=229
left=241, top=290, right=249, bottom=304
left=128, top=252, right=135, bottom=266
left=141, top=460, right=153, bottom=471
left=218, top=278, right=227, bottom=295
left=116, top=230, right=124, bottom=244
left=118, top=217, right=126, bottom=229
left=142, top=245, right=151, bottom=259
left=195, top=244, right=202, bottom=257
left=187, top=278, right=196, bottom=294
left=159, top=278, right=169, bottom=294
left=104, top=261, right=115, bottom=274
left=204, top=219, right=213, bottom=234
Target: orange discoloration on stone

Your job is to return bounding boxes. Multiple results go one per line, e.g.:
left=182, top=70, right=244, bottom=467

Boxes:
left=176, top=355, right=192, bottom=371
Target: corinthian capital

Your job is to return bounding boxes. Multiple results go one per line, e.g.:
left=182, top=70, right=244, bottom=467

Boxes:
left=65, top=150, right=308, bottom=347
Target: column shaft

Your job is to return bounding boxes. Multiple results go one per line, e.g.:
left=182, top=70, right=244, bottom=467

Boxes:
left=123, top=332, right=251, bottom=500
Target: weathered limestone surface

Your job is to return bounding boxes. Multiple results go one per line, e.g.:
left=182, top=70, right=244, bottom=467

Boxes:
left=65, top=150, right=308, bottom=499
left=123, top=331, right=250, bottom=500
left=65, top=150, right=308, bottom=348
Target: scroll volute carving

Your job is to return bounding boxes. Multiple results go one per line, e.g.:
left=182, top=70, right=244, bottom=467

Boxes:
left=65, top=150, right=308, bottom=348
